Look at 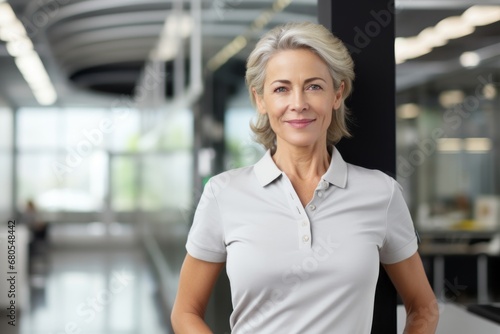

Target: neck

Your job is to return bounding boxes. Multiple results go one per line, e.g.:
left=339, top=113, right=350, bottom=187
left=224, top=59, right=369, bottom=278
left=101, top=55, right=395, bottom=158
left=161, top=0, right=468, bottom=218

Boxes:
left=272, top=141, right=330, bottom=180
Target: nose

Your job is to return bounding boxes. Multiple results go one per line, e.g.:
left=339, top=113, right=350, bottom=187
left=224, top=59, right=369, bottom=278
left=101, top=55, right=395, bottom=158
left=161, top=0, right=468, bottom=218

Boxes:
left=291, top=90, right=308, bottom=112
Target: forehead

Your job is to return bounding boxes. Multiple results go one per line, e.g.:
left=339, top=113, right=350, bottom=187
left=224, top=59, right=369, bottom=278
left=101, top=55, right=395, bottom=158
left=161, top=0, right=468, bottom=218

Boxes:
left=264, top=48, right=331, bottom=81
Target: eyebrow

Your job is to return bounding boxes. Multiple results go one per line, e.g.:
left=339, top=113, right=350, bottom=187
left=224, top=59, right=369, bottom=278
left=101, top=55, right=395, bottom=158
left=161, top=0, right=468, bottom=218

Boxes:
left=270, top=77, right=327, bottom=85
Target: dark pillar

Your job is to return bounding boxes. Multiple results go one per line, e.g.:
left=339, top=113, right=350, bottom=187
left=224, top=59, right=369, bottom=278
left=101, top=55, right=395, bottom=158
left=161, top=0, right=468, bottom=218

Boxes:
left=318, top=1, right=398, bottom=333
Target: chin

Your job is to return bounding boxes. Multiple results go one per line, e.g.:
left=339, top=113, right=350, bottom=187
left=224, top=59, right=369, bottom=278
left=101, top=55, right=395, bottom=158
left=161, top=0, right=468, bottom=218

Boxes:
left=279, top=135, right=324, bottom=148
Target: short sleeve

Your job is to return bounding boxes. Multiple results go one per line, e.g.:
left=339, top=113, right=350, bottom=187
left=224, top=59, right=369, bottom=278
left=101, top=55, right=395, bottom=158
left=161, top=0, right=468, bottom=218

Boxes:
left=186, top=179, right=227, bottom=263
left=379, top=177, right=418, bottom=264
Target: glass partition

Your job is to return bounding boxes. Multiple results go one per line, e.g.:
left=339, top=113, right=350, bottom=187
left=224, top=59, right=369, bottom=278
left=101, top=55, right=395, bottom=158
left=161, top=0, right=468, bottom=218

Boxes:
left=0, top=104, right=12, bottom=218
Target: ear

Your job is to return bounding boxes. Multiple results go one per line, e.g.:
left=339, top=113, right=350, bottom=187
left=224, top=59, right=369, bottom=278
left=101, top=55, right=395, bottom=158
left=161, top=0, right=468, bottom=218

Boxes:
left=253, top=88, right=266, bottom=115
left=333, top=81, right=345, bottom=111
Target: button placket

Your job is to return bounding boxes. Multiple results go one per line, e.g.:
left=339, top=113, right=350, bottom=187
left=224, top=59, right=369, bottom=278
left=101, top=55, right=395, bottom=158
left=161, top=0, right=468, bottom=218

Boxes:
left=281, top=174, right=312, bottom=249
left=298, top=218, right=311, bottom=249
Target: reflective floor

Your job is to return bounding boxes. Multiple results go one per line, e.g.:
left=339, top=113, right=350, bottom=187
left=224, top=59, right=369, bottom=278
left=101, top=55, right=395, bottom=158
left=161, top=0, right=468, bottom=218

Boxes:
left=2, top=240, right=171, bottom=334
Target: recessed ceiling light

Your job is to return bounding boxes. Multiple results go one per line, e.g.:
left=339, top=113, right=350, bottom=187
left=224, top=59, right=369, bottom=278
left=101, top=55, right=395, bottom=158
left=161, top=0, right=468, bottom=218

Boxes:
left=459, top=51, right=481, bottom=68
left=482, top=84, right=497, bottom=100
left=439, top=90, right=465, bottom=108
left=397, top=103, right=420, bottom=119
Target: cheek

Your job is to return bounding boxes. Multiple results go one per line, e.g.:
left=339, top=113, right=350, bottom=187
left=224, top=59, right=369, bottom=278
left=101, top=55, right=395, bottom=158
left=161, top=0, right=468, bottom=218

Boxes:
left=266, top=100, right=286, bottom=117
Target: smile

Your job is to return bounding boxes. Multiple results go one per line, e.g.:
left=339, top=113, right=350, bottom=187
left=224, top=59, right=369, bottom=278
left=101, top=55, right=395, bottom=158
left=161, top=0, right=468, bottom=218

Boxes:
left=285, top=119, right=315, bottom=129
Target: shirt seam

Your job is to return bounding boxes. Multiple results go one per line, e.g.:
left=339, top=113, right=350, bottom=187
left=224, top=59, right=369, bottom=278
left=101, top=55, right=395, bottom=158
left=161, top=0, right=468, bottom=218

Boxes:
left=189, top=239, right=227, bottom=255
left=383, top=175, right=396, bottom=249
left=381, top=234, right=418, bottom=256
left=209, top=178, right=226, bottom=248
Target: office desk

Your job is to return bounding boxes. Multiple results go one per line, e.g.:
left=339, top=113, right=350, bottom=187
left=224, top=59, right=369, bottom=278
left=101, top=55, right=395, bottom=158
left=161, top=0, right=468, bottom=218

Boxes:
left=418, top=230, right=500, bottom=304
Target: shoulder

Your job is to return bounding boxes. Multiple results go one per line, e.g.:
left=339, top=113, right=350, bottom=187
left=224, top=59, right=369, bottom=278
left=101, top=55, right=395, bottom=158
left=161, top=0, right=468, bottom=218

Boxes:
left=346, top=163, right=396, bottom=196
left=206, top=165, right=257, bottom=194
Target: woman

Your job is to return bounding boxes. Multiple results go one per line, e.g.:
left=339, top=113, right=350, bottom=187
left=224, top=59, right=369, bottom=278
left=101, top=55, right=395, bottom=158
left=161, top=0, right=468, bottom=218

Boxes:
left=171, top=22, right=438, bottom=333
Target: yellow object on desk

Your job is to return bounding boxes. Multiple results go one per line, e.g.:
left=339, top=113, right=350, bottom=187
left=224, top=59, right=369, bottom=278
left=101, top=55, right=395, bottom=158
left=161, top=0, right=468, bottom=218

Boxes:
left=451, top=219, right=478, bottom=230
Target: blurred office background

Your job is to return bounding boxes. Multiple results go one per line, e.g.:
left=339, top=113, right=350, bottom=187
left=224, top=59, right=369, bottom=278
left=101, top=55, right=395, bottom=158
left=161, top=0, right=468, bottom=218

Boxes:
left=0, top=0, right=500, bottom=333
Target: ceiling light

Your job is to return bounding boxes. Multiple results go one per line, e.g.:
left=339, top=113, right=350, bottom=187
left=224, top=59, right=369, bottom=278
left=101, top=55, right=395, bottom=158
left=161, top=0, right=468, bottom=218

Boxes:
left=464, top=138, right=492, bottom=152
left=32, top=86, right=57, bottom=106
left=482, top=84, right=497, bottom=100
left=459, top=51, right=480, bottom=68
left=274, top=0, right=292, bottom=11
left=439, top=90, right=465, bottom=108
left=154, top=38, right=177, bottom=61
left=14, top=52, right=57, bottom=105
left=0, top=3, right=16, bottom=27
left=6, top=37, right=34, bottom=57
left=0, top=21, right=27, bottom=41
left=153, top=14, right=193, bottom=61
left=395, top=37, right=432, bottom=64
left=396, top=5, right=500, bottom=64
left=435, top=16, right=475, bottom=40
left=164, top=14, right=192, bottom=39
left=207, top=36, right=247, bottom=71
left=417, top=27, right=447, bottom=48
left=397, top=103, right=420, bottom=119
left=0, top=1, right=57, bottom=106
left=207, top=0, right=291, bottom=72
left=437, top=138, right=463, bottom=152
left=463, top=6, right=500, bottom=26
left=15, top=52, right=45, bottom=74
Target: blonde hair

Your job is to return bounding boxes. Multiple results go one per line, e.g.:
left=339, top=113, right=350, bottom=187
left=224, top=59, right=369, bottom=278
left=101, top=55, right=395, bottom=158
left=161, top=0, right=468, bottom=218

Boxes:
left=245, top=22, right=355, bottom=150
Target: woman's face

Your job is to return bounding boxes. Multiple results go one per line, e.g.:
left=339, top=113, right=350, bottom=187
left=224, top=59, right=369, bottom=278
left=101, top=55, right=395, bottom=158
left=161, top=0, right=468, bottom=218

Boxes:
left=254, top=48, right=344, bottom=150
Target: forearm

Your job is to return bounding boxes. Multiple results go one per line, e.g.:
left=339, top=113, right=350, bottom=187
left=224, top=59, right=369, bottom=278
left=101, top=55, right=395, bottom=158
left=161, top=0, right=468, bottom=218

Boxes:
left=171, top=311, right=213, bottom=334
left=404, top=300, right=439, bottom=334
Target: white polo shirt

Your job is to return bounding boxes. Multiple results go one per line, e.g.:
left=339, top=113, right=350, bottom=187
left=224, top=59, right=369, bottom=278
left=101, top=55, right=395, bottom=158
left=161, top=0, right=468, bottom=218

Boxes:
left=186, top=146, right=418, bottom=334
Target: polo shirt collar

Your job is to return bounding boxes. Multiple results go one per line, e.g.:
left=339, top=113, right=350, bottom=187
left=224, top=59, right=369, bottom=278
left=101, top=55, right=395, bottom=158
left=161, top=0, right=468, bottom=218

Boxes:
left=254, top=149, right=282, bottom=187
left=253, top=146, right=348, bottom=188
left=323, top=146, right=348, bottom=189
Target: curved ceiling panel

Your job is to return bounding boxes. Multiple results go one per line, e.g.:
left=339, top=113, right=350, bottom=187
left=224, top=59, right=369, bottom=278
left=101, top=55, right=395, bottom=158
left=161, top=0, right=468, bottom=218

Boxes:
left=22, top=0, right=172, bottom=96
left=4, top=0, right=318, bottom=102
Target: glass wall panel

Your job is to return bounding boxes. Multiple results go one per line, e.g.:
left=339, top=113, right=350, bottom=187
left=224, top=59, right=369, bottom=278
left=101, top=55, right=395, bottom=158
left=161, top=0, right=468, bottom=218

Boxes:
left=17, top=152, right=104, bottom=212
left=140, top=151, right=192, bottom=212
left=108, top=108, right=140, bottom=152
left=62, top=108, right=107, bottom=150
left=17, top=108, right=60, bottom=149
left=0, top=106, right=12, bottom=217
left=157, top=109, right=193, bottom=150
left=396, top=95, right=497, bottom=232
left=0, top=106, right=12, bottom=149
left=225, top=107, right=264, bottom=169
left=112, top=156, right=138, bottom=211
left=0, top=154, right=12, bottom=214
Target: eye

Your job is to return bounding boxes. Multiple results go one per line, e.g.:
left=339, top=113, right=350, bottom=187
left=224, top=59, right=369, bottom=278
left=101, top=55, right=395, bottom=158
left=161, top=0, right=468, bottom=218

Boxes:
left=308, top=84, right=322, bottom=91
left=274, top=86, right=287, bottom=93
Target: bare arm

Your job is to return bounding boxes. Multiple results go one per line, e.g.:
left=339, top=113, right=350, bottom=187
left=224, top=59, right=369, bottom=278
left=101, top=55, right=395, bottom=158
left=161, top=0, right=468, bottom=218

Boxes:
left=171, top=254, right=225, bottom=334
left=383, top=252, right=439, bottom=334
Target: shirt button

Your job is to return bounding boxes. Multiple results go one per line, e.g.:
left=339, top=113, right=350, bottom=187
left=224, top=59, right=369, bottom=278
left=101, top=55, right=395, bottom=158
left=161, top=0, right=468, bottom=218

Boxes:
left=317, top=191, right=323, bottom=198
left=302, top=235, right=310, bottom=242
left=308, top=204, right=316, bottom=211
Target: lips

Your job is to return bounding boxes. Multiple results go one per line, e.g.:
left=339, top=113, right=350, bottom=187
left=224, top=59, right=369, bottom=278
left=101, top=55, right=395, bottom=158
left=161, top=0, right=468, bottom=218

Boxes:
left=285, top=119, right=315, bottom=129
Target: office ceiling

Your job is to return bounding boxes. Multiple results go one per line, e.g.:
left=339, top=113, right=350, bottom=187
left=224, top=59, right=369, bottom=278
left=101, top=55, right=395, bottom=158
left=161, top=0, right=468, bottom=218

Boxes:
left=0, top=0, right=499, bottom=108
